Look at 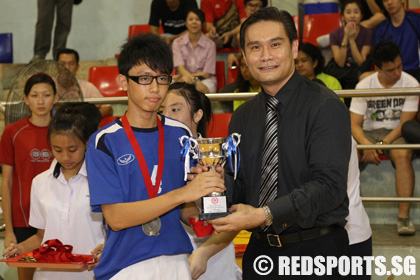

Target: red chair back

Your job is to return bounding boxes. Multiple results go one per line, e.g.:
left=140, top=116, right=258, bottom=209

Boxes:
left=227, top=67, right=239, bottom=85
left=216, top=61, right=226, bottom=92
left=207, top=113, right=232, bottom=138
left=302, top=13, right=343, bottom=47
left=99, top=116, right=118, bottom=128
left=128, top=24, right=164, bottom=38
left=88, top=66, right=127, bottom=97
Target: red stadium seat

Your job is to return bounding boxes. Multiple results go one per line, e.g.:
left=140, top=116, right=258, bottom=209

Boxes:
left=88, top=66, right=127, bottom=97
left=128, top=24, right=164, bottom=38
left=227, top=67, right=239, bottom=85
left=302, top=13, right=343, bottom=48
left=216, top=61, right=226, bottom=92
left=207, top=113, right=232, bottom=138
left=99, top=116, right=118, bottom=128
left=217, top=48, right=239, bottom=54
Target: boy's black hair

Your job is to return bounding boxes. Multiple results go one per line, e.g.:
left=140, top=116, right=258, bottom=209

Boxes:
left=240, top=7, right=298, bottom=52
left=298, top=43, right=325, bottom=74
left=24, top=73, right=57, bottom=96
left=373, top=41, right=401, bottom=69
left=56, top=48, right=80, bottom=63
left=167, top=82, right=212, bottom=138
left=118, top=33, right=173, bottom=77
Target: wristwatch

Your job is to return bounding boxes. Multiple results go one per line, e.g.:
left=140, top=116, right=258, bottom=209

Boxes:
left=261, top=205, right=274, bottom=228
left=341, top=42, right=348, bottom=48
left=379, top=140, right=387, bottom=145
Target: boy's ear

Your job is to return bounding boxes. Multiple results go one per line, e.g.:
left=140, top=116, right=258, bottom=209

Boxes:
left=117, top=74, right=128, bottom=91
left=23, top=95, right=29, bottom=106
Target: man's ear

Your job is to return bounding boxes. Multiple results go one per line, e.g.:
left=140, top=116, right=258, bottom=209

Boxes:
left=292, top=40, right=299, bottom=59
left=23, top=95, right=28, bottom=106
left=53, top=93, right=59, bottom=104
left=117, top=74, right=128, bottom=91
left=313, top=59, right=318, bottom=69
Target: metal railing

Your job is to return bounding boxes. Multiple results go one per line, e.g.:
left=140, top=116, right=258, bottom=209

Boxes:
left=1, top=87, right=420, bottom=203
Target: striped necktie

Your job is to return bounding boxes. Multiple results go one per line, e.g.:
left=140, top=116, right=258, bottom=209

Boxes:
left=259, top=96, right=279, bottom=212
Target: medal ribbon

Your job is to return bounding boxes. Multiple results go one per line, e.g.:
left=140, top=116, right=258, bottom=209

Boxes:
left=122, top=113, right=164, bottom=199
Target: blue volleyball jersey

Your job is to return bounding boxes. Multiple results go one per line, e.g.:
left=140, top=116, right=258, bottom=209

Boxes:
left=86, top=115, right=193, bottom=280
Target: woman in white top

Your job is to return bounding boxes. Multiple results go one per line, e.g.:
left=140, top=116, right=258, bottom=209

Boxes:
left=3, top=103, right=106, bottom=280
left=160, top=82, right=240, bottom=280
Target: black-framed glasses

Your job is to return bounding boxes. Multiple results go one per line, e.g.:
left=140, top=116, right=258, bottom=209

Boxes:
left=128, top=75, right=172, bottom=85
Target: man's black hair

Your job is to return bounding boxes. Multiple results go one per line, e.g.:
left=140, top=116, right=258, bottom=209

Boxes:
left=373, top=40, right=401, bottom=69
left=118, top=33, right=173, bottom=77
left=240, top=7, right=298, bottom=52
left=56, top=48, right=80, bottom=63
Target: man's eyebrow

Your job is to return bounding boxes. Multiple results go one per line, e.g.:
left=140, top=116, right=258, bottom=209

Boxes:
left=246, top=37, right=284, bottom=47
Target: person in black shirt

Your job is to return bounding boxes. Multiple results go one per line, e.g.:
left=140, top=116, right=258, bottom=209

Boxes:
left=207, top=7, right=352, bottom=279
left=148, top=0, right=198, bottom=46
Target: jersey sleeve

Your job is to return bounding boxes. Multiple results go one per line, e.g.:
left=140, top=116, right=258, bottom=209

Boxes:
left=0, top=125, right=15, bottom=166
left=28, top=176, right=46, bottom=230
left=86, top=138, right=124, bottom=213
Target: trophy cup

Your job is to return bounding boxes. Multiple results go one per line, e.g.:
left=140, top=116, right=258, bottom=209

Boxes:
left=180, top=134, right=241, bottom=220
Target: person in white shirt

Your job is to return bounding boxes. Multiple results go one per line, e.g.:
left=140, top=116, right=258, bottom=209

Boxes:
left=56, top=48, right=114, bottom=117
left=350, top=40, right=419, bottom=236
left=3, top=103, right=106, bottom=280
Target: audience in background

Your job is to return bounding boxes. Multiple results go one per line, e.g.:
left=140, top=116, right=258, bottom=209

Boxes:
left=374, top=0, right=420, bottom=82
left=30, top=0, right=76, bottom=63
left=327, top=0, right=373, bottom=90
left=220, top=53, right=260, bottom=111
left=350, top=41, right=419, bottom=236
left=172, top=8, right=217, bottom=93
left=56, top=48, right=113, bottom=117
left=200, top=0, right=247, bottom=49
left=149, top=0, right=198, bottom=46
left=296, top=43, right=342, bottom=91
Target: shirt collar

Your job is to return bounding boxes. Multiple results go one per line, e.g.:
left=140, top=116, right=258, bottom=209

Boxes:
left=179, top=32, right=207, bottom=48
left=262, top=70, right=301, bottom=107
left=48, top=159, right=87, bottom=179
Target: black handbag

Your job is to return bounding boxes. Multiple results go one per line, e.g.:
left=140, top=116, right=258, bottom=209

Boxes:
left=74, top=0, right=83, bottom=5
left=325, top=58, right=360, bottom=89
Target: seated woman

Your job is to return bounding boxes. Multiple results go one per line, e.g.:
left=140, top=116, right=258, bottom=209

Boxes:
left=296, top=43, right=342, bottom=91
left=328, top=0, right=373, bottom=89
left=220, top=53, right=260, bottom=111
left=172, top=8, right=217, bottom=93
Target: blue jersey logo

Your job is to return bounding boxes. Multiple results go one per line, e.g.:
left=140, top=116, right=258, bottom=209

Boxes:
left=117, top=154, right=135, bottom=165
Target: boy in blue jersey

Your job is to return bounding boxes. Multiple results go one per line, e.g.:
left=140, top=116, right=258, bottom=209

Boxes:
left=85, top=33, right=225, bottom=280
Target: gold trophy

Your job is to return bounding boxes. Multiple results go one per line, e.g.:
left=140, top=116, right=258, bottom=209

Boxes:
left=180, top=134, right=241, bottom=221
left=196, top=137, right=229, bottom=220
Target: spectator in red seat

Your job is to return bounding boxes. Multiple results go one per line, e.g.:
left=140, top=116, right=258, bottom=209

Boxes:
left=200, top=0, right=247, bottom=49
left=327, top=0, right=373, bottom=89
left=172, top=8, right=217, bottom=93
left=220, top=53, right=261, bottom=110
left=56, top=48, right=113, bottom=117
left=350, top=41, right=419, bottom=236
left=148, top=0, right=198, bottom=46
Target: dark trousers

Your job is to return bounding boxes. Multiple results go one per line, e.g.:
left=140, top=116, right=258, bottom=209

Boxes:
left=34, top=0, right=73, bottom=59
left=242, top=227, right=351, bottom=279
left=350, top=237, right=372, bottom=280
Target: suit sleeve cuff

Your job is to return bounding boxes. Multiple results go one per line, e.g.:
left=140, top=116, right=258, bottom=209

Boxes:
left=267, top=196, right=295, bottom=233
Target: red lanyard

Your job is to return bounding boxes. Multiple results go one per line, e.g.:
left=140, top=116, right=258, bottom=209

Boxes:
left=122, top=113, right=164, bottom=199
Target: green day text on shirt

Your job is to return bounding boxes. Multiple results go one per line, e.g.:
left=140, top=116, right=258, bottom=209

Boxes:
left=367, top=98, right=405, bottom=122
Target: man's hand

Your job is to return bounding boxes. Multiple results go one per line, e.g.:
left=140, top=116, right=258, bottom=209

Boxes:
left=209, top=204, right=265, bottom=233
left=361, top=148, right=382, bottom=165
left=188, top=165, right=224, bottom=181
left=182, top=171, right=226, bottom=203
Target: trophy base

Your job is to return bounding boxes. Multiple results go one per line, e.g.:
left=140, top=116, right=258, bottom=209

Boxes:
left=199, top=211, right=230, bottom=221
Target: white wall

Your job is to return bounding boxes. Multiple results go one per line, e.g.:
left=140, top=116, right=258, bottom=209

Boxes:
left=0, top=0, right=298, bottom=64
